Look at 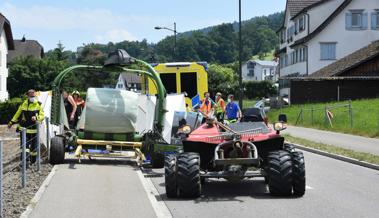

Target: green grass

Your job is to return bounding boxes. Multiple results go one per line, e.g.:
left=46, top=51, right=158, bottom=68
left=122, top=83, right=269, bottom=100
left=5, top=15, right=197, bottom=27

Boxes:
left=285, top=134, right=379, bottom=165
left=268, top=99, right=379, bottom=138
left=252, top=50, right=275, bottom=61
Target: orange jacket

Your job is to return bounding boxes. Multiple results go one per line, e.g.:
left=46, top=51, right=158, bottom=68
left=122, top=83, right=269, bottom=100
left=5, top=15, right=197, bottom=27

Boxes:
left=200, top=99, right=213, bottom=114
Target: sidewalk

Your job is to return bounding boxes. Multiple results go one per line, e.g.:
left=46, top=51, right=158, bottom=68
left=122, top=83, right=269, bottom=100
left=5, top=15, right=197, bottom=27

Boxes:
left=284, top=126, right=379, bottom=156
left=28, top=159, right=156, bottom=218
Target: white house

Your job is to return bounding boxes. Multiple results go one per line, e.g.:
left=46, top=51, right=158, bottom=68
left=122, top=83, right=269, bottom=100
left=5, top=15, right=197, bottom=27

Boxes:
left=0, top=14, right=14, bottom=102
left=115, top=73, right=142, bottom=92
left=277, top=0, right=379, bottom=96
left=242, top=60, right=278, bottom=82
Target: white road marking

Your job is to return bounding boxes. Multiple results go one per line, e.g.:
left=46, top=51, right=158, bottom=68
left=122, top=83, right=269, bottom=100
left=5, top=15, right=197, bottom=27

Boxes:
left=136, top=169, right=173, bottom=218
left=306, top=185, right=314, bottom=190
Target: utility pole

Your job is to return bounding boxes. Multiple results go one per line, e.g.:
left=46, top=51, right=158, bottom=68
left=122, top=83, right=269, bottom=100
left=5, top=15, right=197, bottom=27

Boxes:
left=155, top=22, right=178, bottom=62
left=238, top=0, right=243, bottom=109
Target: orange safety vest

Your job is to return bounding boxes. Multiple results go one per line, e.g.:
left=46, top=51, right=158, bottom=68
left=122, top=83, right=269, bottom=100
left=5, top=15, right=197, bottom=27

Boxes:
left=200, top=99, right=212, bottom=114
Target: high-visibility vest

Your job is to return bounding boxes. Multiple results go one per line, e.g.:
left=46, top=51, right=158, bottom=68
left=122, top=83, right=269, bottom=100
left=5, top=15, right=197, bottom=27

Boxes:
left=11, top=99, right=45, bottom=134
left=216, top=98, right=225, bottom=114
left=200, top=99, right=212, bottom=114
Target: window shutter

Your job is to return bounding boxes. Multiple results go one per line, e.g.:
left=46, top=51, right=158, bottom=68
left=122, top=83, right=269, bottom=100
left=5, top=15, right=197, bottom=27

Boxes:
left=346, top=12, right=352, bottom=30
left=372, top=12, right=378, bottom=30
left=362, top=13, right=368, bottom=30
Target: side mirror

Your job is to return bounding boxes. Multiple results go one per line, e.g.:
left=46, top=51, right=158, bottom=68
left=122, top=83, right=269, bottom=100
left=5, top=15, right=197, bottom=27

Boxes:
left=278, top=114, right=287, bottom=123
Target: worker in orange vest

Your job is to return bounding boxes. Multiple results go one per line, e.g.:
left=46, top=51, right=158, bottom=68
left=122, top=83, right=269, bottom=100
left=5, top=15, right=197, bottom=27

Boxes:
left=200, top=92, right=215, bottom=116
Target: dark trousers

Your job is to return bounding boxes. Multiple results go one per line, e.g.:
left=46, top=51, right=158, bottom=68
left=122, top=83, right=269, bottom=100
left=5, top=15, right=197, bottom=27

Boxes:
left=216, top=112, right=224, bottom=122
left=20, top=133, right=37, bottom=164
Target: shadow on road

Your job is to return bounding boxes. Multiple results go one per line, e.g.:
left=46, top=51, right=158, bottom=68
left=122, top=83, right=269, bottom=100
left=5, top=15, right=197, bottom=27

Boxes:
left=64, top=158, right=139, bottom=169
left=155, top=178, right=299, bottom=203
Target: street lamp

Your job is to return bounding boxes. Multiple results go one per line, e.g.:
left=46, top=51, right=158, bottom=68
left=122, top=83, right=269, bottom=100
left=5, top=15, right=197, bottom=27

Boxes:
left=154, top=22, right=177, bottom=61
left=238, top=0, right=243, bottom=109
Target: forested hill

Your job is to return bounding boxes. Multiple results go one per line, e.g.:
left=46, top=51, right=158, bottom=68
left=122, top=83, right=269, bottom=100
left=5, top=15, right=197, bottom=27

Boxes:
left=62, top=11, right=283, bottom=65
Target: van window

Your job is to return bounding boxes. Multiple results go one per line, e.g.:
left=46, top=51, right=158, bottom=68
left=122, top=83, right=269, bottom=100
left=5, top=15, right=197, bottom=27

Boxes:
left=160, top=73, right=177, bottom=94
left=180, top=72, right=197, bottom=98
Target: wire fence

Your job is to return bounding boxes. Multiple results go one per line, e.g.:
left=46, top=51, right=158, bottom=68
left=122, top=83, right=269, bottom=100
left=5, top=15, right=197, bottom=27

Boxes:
left=0, top=117, right=51, bottom=217
left=295, top=100, right=353, bottom=128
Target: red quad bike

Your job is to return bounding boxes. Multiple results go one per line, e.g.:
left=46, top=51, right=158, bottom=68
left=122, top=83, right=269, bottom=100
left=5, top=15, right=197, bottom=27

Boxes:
left=164, top=108, right=306, bottom=198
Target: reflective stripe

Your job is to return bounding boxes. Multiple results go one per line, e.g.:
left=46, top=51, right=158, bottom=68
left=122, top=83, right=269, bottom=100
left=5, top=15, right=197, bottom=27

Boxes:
left=30, top=152, right=37, bottom=156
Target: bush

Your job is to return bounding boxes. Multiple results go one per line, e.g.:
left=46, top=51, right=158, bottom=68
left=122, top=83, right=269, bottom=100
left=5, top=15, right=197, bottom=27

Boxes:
left=243, top=80, right=277, bottom=99
left=0, top=98, right=24, bottom=124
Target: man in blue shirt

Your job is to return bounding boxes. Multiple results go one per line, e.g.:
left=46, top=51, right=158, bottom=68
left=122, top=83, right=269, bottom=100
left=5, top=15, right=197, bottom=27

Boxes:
left=225, top=94, right=242, bottom=123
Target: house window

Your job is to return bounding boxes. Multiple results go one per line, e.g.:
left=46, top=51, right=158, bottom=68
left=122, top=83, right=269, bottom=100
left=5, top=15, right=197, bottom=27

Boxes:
left=320, top=43, right=337, bottom=60
left=118, top=84, right=123, bottom=89
left=295, top=21, right=299, bottom=34
left=299, top=16, right=305, bottom=31
left=248, top=69, right=254, bottom=77
left=371, top=10, right=379, bottom=30
left=346, top=10, right=367, bottom=30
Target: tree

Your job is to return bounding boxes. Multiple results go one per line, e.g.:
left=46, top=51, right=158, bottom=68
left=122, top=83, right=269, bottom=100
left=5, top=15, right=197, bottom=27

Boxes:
left=207, top=64, right=237, bottom=95
left=8, top=56, right=68, bottom=97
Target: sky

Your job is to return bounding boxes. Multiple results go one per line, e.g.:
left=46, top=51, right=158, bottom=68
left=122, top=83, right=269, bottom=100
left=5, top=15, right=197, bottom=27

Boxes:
left=0, top=0, right=286, bottom=51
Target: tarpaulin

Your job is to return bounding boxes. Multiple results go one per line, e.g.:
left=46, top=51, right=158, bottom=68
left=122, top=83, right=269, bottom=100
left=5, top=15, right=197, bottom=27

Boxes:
left=84, top=88, right=138, bottom=133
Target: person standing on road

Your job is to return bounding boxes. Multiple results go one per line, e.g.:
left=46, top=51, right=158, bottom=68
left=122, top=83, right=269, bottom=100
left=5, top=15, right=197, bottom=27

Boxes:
left=225, top=94, right=242, bottom=123
left=62, top=90, right=77, bottom=129
left=8, top=89, right=45, bottom=165
left=200, top=92, right=216, bottom=116
left=215, top=92, right=226, bottom=122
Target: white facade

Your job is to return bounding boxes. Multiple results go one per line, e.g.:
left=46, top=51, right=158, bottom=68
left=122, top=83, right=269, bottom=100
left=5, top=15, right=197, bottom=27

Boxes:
left=0, top=29, right=9, bottom=102
left=278, top=0, right=379, bottom=80
left=242, top=60, right=278, bottom=82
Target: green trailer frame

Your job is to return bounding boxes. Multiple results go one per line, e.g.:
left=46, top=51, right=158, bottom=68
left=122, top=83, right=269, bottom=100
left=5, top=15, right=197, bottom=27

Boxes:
left=49, top=49, right=173, bottom=167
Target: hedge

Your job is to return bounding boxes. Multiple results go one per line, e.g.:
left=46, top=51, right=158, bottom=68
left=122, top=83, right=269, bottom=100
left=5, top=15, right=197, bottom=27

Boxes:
left=0, top=98, right=23, bottom=124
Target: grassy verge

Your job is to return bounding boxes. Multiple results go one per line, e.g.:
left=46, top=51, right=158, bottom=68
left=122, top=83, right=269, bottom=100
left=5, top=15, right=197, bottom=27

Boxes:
left=284, top=134, right=379, bottom=165
left=267, top=98, right=379, bottom=138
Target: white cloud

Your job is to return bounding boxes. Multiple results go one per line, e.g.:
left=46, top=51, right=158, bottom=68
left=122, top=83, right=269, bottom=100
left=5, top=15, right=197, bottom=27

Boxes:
left=0, top=3, right=149, bottom=32
left=95, top=29, right=137, bottom=43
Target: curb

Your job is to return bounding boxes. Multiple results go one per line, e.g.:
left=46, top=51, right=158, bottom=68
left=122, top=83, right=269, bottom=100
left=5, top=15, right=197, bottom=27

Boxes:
left=19, top=165, right=59, bottom=218
left=292, top=143, right=379, bottom=171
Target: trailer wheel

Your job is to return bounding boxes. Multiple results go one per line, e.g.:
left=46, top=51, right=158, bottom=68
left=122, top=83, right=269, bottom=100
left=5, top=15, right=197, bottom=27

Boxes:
left=292, top=151, right=306, bottom=196
left=49, top=136, right=65, bottom=165
left=165, top=155, right=178, bottom=198
left=284, top=143, right=295, bottom=153
left=267, top=150, right=293, bottom=196
left=176, top=152, right=201, bottom=198
left=151, top=152, right=164, bottom=168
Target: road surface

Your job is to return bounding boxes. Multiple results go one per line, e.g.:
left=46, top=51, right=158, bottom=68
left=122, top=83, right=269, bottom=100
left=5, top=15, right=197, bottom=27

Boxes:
left=285, top=125, right=379, bottom=155
left=29, top=151, right=379, bottom=218
left=148, top=150, right=379, bottom=218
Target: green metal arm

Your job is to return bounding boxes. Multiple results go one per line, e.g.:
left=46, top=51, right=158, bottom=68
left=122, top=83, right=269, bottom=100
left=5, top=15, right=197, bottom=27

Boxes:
left=50, top=60, right=167, bottom=134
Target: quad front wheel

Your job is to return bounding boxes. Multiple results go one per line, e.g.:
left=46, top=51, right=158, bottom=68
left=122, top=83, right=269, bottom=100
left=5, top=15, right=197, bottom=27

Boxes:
left=176, top=152, right=201, bottom=198
left=267, top=150, right=293, bottom=196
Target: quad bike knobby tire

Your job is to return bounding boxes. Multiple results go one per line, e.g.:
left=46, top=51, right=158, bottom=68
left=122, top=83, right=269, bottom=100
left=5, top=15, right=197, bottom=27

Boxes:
left=291, top=151, right=306, bottom=196
left=176, top=152, right=201, bottom=198
left=165, top=155, right=178, bottom=198
left=49, top=136, right=65, bottom=164
left=267, top=150, right=293, bottom=196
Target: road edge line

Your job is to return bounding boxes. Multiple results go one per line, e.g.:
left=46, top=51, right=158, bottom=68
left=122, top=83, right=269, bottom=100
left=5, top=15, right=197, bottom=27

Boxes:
left=136, top=168, right=173, bottom=218
left=293, top=143, right=379, bottom=171
left=19, top=165, right=59, bottom=218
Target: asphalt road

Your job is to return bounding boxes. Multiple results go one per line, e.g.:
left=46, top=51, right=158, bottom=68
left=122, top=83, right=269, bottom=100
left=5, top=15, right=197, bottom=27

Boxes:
left=29, top=159, right=157, bottom=218
left=285, top=125, right=379, bottom=155
left=28, top=151, right=379, bottom=218
left=148, top=150, right=379, bottom=218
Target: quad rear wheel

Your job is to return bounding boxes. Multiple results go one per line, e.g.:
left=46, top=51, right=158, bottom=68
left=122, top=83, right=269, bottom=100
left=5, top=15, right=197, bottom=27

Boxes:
left=176, top=152, right=201, bottom=198
left=49, top=136, right=65, bottom=164
left=267, top=150, right=293, bottom=196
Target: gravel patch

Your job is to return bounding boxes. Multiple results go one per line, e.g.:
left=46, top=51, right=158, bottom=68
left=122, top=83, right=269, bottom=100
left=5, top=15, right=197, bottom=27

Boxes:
left=1, top=125, right=53, bottom=218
